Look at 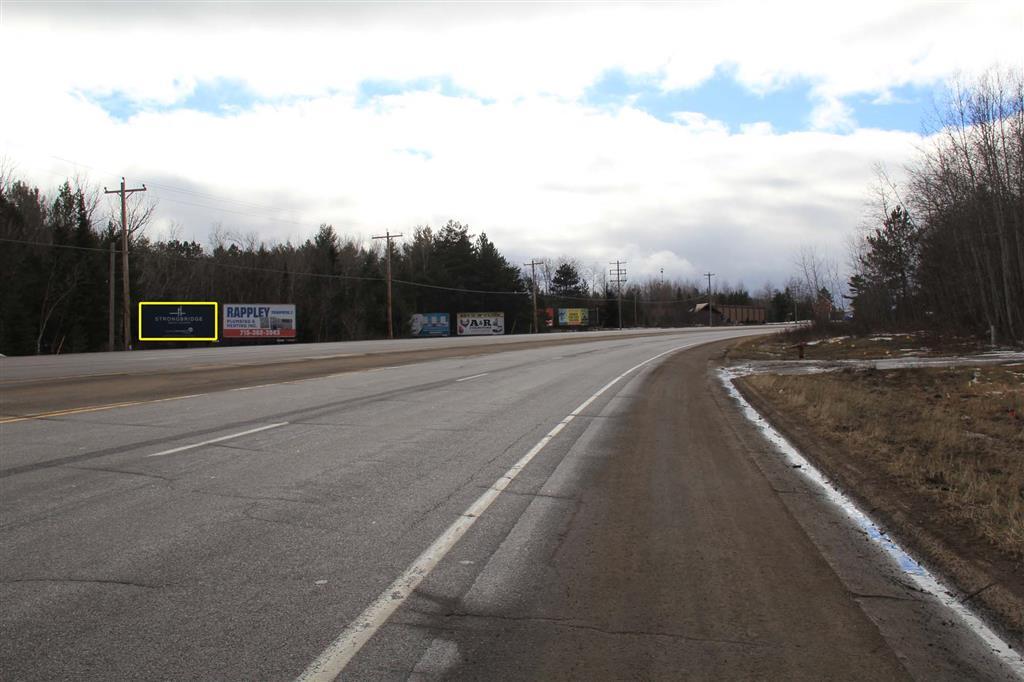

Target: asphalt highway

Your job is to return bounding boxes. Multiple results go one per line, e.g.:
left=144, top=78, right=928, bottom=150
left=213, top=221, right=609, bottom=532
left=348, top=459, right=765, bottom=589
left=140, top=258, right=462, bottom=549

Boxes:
left=0, top=329, right=1016, bottom=680
left=0, top=328, right=701, bottom=383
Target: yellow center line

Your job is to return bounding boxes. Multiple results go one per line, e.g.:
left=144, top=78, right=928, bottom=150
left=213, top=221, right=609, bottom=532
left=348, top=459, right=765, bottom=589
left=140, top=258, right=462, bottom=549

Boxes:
left=0, top=393, right=205, bottom=424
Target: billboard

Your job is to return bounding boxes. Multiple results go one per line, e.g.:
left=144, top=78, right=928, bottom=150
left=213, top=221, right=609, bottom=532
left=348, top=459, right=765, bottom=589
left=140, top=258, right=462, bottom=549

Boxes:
left=411, top=313, right=450, bottom=337
left=457, top=312, right=505, bottom=336
left=223, top=304, right=297, bottom=338
left=558, top=308, right=590, bottom=326
left=139, top=302, right=218, bottom=341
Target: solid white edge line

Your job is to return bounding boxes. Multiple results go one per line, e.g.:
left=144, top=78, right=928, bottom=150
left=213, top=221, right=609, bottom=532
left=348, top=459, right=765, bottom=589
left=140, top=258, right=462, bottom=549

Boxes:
left=144, top=422, right=288, bottom=458
left=294, top=342, right=696, bottom=681
left=455, top=373, right=489, bottom=383
left=719, top=368, right=1024, bottom=678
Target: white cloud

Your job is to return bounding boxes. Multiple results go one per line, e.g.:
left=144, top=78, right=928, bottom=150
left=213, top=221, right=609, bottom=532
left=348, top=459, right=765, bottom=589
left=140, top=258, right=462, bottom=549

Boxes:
left=809, top=96, right=856, bottom=132
left=670, top=112, right=731, bottom=135
left=739, top=122, right=775, bottom=136
left=1, top=1, right=1020, bottom=288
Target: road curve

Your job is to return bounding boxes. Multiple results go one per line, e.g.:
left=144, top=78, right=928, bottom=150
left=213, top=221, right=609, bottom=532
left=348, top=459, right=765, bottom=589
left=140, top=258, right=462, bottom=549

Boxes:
left=0, top=328, right=1014, bottom=680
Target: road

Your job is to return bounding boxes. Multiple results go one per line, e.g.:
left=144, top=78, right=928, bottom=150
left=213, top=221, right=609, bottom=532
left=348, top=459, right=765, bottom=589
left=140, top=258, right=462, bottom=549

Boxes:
left=0, top=329, right=1016, bottom=680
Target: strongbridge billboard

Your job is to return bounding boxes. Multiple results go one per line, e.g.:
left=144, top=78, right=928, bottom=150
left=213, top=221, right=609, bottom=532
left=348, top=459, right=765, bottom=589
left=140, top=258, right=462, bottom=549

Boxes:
left=138, top=302, right=218, bottom=341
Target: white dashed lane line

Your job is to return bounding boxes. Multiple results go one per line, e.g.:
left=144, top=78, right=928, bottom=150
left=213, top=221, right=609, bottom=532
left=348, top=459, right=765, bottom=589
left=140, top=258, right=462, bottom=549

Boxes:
left=145, top=423, right=289, bottom=458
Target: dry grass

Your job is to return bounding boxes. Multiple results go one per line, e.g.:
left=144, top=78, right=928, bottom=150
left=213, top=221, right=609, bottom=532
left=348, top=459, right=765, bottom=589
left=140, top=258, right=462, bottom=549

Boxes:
left=728, top=329, right=993, bottom=362
left=746, top=365, right=1024, bottom=559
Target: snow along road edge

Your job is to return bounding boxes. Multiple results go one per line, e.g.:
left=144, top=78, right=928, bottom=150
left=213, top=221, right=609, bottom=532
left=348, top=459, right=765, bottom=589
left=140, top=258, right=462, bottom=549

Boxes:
left=719, top=367, right=1024, bottom=679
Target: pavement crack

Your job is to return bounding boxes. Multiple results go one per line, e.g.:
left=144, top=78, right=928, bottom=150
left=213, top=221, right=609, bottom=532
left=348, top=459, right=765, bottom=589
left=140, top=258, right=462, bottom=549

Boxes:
left=61, top=465, right=175, bottom=482
left=188, top=489, right=316, bottom=504
left=848, top=590, right=920, bottom=602
left=490, top=488, right=577, bottom=503
left=240, top=502, right=314, bottom=530
left=410, top=432, right=539, bottom=526
left=208, top=443, right=263, bottom=454
left=769, top=486, right=808, bottom=494
left=887, top=575, right=927, bottom=594
left=441, top=611, right=770, bottom=648
left=2, top=577, right=165, bottom=589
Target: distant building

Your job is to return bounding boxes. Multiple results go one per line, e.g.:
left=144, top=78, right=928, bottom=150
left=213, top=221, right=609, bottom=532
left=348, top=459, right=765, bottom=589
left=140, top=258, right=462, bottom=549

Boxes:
left=692, top=302, right=766, bottom=325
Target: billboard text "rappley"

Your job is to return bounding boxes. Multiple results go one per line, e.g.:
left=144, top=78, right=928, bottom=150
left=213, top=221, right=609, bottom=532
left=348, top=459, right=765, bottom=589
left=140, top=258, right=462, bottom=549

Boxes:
left=226, top=306, right=272, bottom=318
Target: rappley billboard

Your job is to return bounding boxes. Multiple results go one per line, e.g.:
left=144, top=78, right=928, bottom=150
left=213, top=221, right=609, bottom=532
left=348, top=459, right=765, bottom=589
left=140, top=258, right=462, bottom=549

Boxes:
left=223, top=304, right=297, bottom=338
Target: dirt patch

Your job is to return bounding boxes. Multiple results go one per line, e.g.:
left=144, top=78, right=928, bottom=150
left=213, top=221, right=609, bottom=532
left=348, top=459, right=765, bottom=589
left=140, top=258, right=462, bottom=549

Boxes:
left=735, top=364, right=1024, bottom=647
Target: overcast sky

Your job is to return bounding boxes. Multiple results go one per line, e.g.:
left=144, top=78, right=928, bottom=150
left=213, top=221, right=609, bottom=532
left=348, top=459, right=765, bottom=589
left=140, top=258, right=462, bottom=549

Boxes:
left=2, top=1, right=1021, bottom=290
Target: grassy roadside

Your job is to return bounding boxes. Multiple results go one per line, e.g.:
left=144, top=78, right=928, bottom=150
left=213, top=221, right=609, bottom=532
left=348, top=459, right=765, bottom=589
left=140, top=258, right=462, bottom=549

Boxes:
left=726, top=328, right=996, bottom=362
left=727, top=333, right=1024, bottom=646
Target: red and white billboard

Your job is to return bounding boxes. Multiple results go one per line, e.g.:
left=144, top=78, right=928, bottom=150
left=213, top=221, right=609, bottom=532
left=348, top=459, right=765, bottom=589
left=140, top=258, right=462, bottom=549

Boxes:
left=223, top=304, right=297, bottom=338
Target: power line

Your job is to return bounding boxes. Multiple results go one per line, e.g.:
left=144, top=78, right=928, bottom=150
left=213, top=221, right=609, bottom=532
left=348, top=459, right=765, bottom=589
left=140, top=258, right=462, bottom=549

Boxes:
left=47, top=154, right=303, bottom=216
left=18, top=153, right=315, bottom=230
left=1, top=237, right=711, bottom=306
left=148, top=194, right=312, bottom=227
left=0, top=236, right=523, bottom=294
left=391, top=278, right=526, bottom=296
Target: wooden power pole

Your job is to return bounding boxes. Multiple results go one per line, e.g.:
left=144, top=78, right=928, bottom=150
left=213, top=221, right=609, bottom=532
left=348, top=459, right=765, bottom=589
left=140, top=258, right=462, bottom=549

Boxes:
left=610, top=260, right=627, bottom=330
left=705, top=272, right=715, bottom=327
left=108, top=242, right=115, bottom=351
left=525, top=259, right=543, bottom=333
left=104, top=177, right=146, bottom=350
left=372, top=230, right=403, bottom=339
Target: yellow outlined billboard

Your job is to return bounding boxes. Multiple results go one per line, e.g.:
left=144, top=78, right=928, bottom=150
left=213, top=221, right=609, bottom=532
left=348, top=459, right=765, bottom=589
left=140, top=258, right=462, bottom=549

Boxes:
left=138, top=302, right=219, bottom=341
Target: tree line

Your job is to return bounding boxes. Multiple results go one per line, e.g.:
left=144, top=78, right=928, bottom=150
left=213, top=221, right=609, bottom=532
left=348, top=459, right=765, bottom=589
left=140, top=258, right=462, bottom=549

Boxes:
left=3, top=168, right=841, bottom=355
left=849, top=67, right=1023, bottom=345
left=0, top=174, right=805, bottom=356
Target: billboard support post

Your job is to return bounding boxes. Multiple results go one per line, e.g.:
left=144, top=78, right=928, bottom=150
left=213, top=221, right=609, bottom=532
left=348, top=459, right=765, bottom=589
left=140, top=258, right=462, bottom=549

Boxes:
left=373, top=230, right=403, bottom=339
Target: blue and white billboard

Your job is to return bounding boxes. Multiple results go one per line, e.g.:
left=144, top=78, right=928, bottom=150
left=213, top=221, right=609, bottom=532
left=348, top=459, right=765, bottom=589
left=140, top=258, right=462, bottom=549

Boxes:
left=411, top=313, right=450, bottom=337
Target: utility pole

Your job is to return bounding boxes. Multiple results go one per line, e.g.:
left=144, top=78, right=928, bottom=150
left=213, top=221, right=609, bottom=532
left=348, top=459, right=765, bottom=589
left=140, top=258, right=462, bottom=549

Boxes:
left=372, top=230, right=403, bottom=339
left=104, top=177, right=146, bottom=351
left=705, top=272, right=715, bottom=327
left=525, top=260, right=543, bottom=333
left=609, top=260, right=627, bottom=330
left=108, top=242, right=115, bottom=351
left=634, top=291, right=638, bottom=328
